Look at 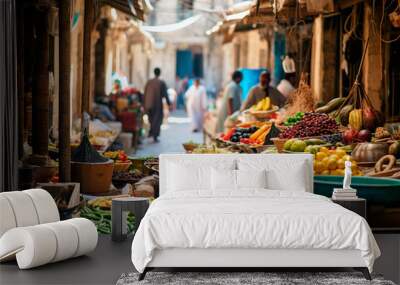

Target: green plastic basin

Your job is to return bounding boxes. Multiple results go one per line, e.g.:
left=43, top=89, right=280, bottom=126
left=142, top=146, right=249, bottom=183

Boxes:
left=314, top=176, right=400, bottom=207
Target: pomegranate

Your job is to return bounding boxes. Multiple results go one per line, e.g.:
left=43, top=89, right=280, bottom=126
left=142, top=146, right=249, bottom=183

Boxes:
left=357, top=129, right=372, bottom=142
left=343, top=128, right=359, bottom=144
left=362, top=107, right=377, bottom=131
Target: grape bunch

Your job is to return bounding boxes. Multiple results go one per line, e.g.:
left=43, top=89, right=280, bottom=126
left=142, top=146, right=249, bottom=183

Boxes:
left=321, top=133, right=343, bottom=144
left=279, top=113, right=339, bottom=139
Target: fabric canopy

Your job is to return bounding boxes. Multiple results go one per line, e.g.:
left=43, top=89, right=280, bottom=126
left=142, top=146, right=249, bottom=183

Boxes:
left=141, top=14, right=202, bottom=33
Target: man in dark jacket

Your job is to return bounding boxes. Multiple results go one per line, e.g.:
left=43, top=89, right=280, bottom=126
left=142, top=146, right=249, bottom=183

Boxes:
left=143, top=68, right=171, bottom=142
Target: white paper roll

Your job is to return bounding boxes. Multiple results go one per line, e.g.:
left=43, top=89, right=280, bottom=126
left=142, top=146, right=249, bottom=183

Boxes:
left=1, top=192, right=39, bottom=227
left=0, top=226, right=57, bottom=269
left=42, top=221, right=79, bottom=262
left=0, top=196, right=17, bottom=237
left=65, top=218, right=98, bottom=257
left=24, top=189, right=60, bottom=223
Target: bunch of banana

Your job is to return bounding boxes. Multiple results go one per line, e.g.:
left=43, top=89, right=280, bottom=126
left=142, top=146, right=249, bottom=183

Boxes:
left=252, top=97, right=271, bottom=111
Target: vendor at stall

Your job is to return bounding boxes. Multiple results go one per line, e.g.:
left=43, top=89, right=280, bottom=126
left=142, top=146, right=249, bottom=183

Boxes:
left=216, top=70, right=243, bottom=133
left=240, top=70, right=286, bottom=111
left=277, top=55, right=296, bottom=97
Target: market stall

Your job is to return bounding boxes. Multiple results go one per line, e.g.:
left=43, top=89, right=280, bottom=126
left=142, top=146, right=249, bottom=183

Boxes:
left=188, top=69, right=400, bottom=230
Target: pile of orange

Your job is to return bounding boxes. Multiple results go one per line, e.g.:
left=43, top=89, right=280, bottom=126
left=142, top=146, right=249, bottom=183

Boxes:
left=313, top=147, right=362, bottom=176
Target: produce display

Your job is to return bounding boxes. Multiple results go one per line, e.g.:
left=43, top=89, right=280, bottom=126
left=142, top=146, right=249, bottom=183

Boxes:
left=80, top=204, right=135, bottom=234
left=315, top=97, right=346, bottom=114
left=251, top=97, right=272, bottom=111
left=279, top=113, right=339, bottom=138
left=182, top=141, right=200, bottom=152
left=220, top=122, right=273, bottom=145
left=192, top=145, right=231, bottom=154
left=104, top=150, right=131, bottom=172
left=283, top=112, right=304, bottom=126
left=313, top=147, right=362, bottom=176
left=331, top=72, right=382, bottom=132
left=207, top=66, right=396, bottom=180
left=103, top=150, right=129, bottom=162
left=113, top=169, right=143, bottom=181
left=112, top=169, right=144, bottom=188
left=321, top=133, right=343, bottom=145
left=342, top=128, right=371, bottom=144
left=283, top=138, right=327, bottom=153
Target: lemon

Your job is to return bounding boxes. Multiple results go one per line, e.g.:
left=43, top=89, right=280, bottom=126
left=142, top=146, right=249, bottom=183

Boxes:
left=337, top=159, right=345, bottom=169
left=327, top=158, right=337, bottom=170
left=314, top=161, right=324, bottom=173
left=319, top=146, right=330, bottom=154
left=342, top=154, right=351, bottom=161
left=336, top=169, right=345, bottom=176
left=330, top=169, right=341, bottom=175
left=316, top=152, right=328, bottom=161
left=335, top=149, right=347, bottom=158
left=321, top=157, right=330, bottom=171
left=321, top=170, right=330, bottom=175
left=328, top=154, right=339, bottom=161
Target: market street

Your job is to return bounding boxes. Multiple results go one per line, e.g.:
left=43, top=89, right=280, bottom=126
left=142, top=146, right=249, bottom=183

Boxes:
left=134, top=110, right=203, bottom=157
left=1, top=1, right=400, bottom=284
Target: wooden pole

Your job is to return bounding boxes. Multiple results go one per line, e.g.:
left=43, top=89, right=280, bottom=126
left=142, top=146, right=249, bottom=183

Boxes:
left=59, top=0, right=71, bottom=182
left=31, top=6, right=50, bottom=166
left=82, top=0, right=94, bottom=119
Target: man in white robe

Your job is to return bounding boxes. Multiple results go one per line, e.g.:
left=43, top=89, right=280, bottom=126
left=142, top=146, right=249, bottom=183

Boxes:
left=185, top=79, right=207, bottom=132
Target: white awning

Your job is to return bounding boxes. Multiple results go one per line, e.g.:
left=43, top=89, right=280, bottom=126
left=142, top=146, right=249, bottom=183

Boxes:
left=140, top=14, right=203, bottom=33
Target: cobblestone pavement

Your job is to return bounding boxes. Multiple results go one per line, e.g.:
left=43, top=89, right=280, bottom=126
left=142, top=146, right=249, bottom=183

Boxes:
left=132, top=110, right=203, bottom=157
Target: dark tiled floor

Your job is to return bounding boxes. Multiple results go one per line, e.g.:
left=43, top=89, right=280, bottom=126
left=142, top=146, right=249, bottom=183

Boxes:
left=0, top=234, right=134, bottom=285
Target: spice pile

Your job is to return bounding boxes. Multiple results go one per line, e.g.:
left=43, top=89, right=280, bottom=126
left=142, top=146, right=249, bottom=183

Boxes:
left=285, top=74, right=315, bottom=116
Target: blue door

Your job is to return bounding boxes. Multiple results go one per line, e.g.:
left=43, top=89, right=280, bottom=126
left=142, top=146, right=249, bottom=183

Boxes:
left=176, top=50, right=193, bottom=78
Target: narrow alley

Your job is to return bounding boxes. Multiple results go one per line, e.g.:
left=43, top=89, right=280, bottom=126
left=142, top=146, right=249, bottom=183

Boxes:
left=134, top=110, right=203, bottom=157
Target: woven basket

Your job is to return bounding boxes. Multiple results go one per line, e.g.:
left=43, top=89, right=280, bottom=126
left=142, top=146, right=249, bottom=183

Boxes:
left=248, top=106, right=279, bottom=119
left=113, top=161, right=132, bottom=173
left=182, top=143, right=198, bottom=153
left=271, top=138, right=288, bottom=153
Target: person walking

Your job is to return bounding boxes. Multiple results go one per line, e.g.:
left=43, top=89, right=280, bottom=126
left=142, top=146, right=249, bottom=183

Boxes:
left=216, top=70, right=243, bottom=133
left=185, top=78, right=207, bottom=132
left=241, top=70, right=286, bottom=111
left=143, top=67, right=171, bottom=142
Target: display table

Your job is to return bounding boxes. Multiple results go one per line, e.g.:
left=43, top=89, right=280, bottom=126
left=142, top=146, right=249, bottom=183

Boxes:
left=332, top=198, right=366, bottom=219
left=111, top=197, right=149, bottom=242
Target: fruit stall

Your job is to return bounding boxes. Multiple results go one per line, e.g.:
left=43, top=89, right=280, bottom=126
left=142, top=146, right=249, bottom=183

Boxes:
left=192, top=74, right=400, bottom=229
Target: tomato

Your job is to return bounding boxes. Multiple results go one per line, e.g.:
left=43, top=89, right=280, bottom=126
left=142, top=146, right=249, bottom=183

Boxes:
left=118, top=151, right=128, bottom=161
